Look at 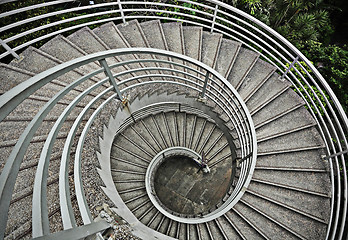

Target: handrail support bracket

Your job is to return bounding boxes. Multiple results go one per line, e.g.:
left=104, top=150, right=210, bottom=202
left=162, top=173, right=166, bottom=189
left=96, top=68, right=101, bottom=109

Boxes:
left=279, top=56, right=299, bottom=81
left=99, top=59, right=123, bottom=100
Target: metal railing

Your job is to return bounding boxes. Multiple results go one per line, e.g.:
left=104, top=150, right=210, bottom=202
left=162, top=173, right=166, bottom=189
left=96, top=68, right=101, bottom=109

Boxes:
left=0, top=0, right=347, bottom=239
left=0, top=48, right=256, bottom=239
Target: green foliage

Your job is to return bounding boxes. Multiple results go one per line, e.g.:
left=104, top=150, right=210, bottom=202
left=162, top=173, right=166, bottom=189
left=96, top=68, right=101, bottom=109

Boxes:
left=300, top=41, right=348, bottom=113
left=227, top=0, right=334, bottom=45
left=288, top=61, right=330, bottom=115
left=154, top=0, right=212, bottom=21
left=224, top=0, right=347, bottom=115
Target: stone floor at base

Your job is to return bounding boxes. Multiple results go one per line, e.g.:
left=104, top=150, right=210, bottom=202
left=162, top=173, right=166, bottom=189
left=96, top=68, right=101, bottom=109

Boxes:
left=154, top=155, right=233, bottom=215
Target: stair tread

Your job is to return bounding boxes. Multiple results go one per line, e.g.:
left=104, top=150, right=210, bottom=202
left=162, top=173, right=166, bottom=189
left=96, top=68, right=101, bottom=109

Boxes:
left=256, top=104, right=316, bottom=141
left=201, top=32, right=222, bottom=69
left=215, top=38, right=241, bottom=78
left=0, top=63, right=34, bottom=94
left=117, top=20, right=148, bottom=49
left=235, top=200, right=297, bottom=240
left=67, top=26, right=109, bottom=54
left=252, top=168, right=331, bottom=195
left=93, top=22, right=129, bottom=49
left=247, top=181, right=330, bottom=222
left=246, top=73, right=291, bottom=114
left=8, top=46, right=93, bottom=99
left=162, top=22, right=185, bottom=55
left=256, top=149, right=329, bottom=170
left=140, top=20, right=175, bottom=75
left=238, top=58, right=276, bottom=101
left=241, top=193, right=327, bottom=239
left=227, top=47, right=259, bottom=89
left=257, top=127, right=324, bottom=153
left=39, top=34, right=102, bottom=78
left=182, top=26, right=202, bottom=61
left=140, top=20, right=167, bottom=51
left=226, top=210, right=263, bottom=239
left=117, top=20, right=161, bottom=75
left=252, top=89, right=304, bottom=127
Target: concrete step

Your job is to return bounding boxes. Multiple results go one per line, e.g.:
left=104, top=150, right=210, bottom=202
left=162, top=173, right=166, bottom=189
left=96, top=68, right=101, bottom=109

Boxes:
left=67, top=26, right=108, bottom=54
left=116, top=20, right=161, bottom=76
left=226, top=209, right=262, bottom=239
left=5, top=180, right=64, bottom=239
left=238, top=59, right=276, bottom=101
left=183, top=26, right=202, bottom=62
left=183, top=26, right=202, bottom=80
left=115, top=180, right=145, bottom=194
left=132, top=200, right=155, bottom=222
left=142, top=115, right=168, bottom=150
left=0, top=129, right=74, bottom=170
left=161, top=22, right=185, bottom=55
left=8, top=47, right=98, bottom=103
left=0, top=63, right=34, bottom=94
left=215, top=216, right=242, bottom=239
left=236, top=199, right=297, bottom=240
left=257, top=127, right=324, bottom=153
left=256, top=149, right=329, bottom=170
left=201, top=32, right=222, bottom=69
left=162, top=22, right=186, bottom=79
left=206, top=220, right=225, bottom=239
left=227, top=47, right=259, bottom=89
left=141, top=207, right=159, bottom=227
left=241, top=192, right=328, bottom=239
left=167, top=220, right=180, bottom=238
left=246, top=73, right=291, bottom=114
left=215, top=38, right=241, bottom=78
left=247, top=180, right=330, bottom=222
left=93, top=21, right=144, bottom=78
left=256, top=105, right=317, bottom=142
left=156, top=217, right=170, bottom=235
left=252, top=89, right=304, bottom=128
left=193, top=121, right=215, bottom=154
left=0, top=116, right=78, bottom=144
left=140, top=20, right=172, bottom=72
left=251, top=168, right=331, bottom=195
left=39, top=34, right=103, bottom=80
left=152, top=113, right=174, bottom=148
left=111, top=142, right=151, bottom=169
left=66, top=26, right=126, bottom=79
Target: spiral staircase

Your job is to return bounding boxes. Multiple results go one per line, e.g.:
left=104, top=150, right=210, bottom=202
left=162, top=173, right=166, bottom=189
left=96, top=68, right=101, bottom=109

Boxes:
left=0, top=1, right=347, bottom=240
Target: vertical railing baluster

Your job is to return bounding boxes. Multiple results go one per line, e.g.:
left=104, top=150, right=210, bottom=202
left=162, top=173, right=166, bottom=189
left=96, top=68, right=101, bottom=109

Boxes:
left=99, top=59, right=123, bottom=100
left=210, top=4, right=219, bottom=33
left=199, top=71, right=210, bottom=100
left=117, top=0, right=126, bottom=25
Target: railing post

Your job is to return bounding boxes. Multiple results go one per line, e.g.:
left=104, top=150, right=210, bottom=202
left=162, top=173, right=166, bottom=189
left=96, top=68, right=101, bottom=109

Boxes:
left=117, top=0, right=126, bottom=25
left=210, top=4, right=219, bottom=33
left=279, top=56, right=299, bottom=81
left=235, top=152, right=253, bottom=166
left=99, top=59, right=123, bottom=100
left=0, top=39, right=20, bottom=60
left=323, top=149, right=348, bottom=160
left=199, top=71, right=210, bottom=100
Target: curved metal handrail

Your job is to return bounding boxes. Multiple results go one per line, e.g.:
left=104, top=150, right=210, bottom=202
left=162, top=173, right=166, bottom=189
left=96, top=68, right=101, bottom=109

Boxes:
left=0, top=0, right=347, bottom=238
left=0, top=48, right=256, bottom=239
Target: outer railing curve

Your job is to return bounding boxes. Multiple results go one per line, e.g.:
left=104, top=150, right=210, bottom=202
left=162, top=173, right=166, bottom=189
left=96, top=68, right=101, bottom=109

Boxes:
left=0, top=0, right=347, bottom=239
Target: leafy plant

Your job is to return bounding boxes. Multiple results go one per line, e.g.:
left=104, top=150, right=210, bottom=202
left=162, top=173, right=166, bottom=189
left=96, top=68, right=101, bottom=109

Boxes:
left=287, top=60, right=331, bottom=115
